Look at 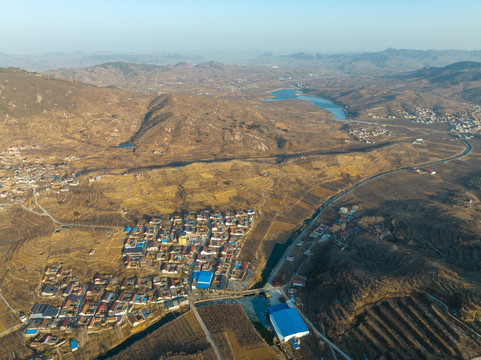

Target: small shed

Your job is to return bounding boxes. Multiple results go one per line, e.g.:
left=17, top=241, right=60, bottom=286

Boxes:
left=70, top=339, right=78, bottom=352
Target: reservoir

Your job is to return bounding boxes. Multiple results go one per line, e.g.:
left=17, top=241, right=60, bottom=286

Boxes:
left=265, top=88, right=347, bottom=120
left=264, top=89, right=378, bottom=125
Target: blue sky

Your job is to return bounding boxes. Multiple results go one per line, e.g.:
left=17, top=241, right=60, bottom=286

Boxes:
left=0, top=0, right=480, bottom=54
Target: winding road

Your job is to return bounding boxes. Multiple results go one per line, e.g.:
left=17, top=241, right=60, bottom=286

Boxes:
left=264, top=139, right=472, bottom=360
left=7, top=136, right=473, bottom=357
left=268, top=139, right=472, bottom=284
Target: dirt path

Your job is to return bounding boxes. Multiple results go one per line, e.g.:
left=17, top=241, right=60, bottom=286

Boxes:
left=0, top=284, right=22, bottom=339
left=22, top=187, right=123, bottom=230
left=0, top=288, right=18, bottom=315
left=188, top=298, right=223, bottom=360
left=0, top=323, right=23, bottom=339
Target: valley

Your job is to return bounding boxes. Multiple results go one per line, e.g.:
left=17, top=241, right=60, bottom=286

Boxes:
left=1, top=55, right=481, bottom=359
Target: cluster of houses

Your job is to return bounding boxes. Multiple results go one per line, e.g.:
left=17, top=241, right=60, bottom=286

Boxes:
left=449, top=105, right=481, bottom=134
left=25, top=264, right=192, bottom=351
left=22, top=209, right=257, bottom=352
left=0, top=146, right=79, bottom=205
left=401, top=107, right=444, bottom=124
left=364, top=104, right=481, bottom=136
left=308, top=207, right=391, bottom=253
left=122, top=210, right=257, bottom=292
left=397, top=105, right=481, bottom=135
left=348, top=126, right=393, bottom=144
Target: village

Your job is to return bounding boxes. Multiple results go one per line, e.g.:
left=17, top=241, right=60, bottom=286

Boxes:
left=123, top=210, right=257, bottom=292
left=309, top=206, right=391, bottom=253
left=398, top=105, right=481, bottom=134
left=21, top=209, right=257, bottom=354
left=448, top=104, right=481, bottom=133
left=0, top=146, right=79, bottom=207
left=346, top=126, right=393, bottom=143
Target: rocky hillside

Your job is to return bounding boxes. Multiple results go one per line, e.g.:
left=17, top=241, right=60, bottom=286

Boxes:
left=401, top=61, right=481, bottom=104
left=0, top=68, right=149, bottom=152
left=130, top=93, right=322, bottom=159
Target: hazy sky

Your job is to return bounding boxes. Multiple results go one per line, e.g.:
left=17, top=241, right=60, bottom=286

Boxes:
left=1, top=0, right=480, bottom=54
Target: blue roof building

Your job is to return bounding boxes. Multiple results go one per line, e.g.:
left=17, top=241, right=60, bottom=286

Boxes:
left=268, top=303, right=289, bottom=314
left=25, top=328, right=38, bottom=336
left=70, top=339, right=78, bottom=352
left=269, top=305, right=309, bottom=342
left=196, top=271, right=213, bottom=290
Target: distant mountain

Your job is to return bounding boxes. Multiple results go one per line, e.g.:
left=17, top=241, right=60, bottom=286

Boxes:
left=264, top=48, right=481, bottom=74
left=0, top=52, right=202, bottom=72
left=44, top=61, right=272, bottom=95
left=398, top=61, right=481, bottom=104
left=194, top=61, right=225, bottom=70
left=404, top=61, right=481, bottom=84
left=5, top=48, right=481, bottom=74
left=45, top=61, right=193, bottom=92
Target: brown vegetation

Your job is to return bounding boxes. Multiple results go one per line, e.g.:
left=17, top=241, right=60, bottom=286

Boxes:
left=1, top=60, right=479, bottom=359
left=298, top=138, right=481, bottom=359
left=197, top=304, right=279, bottom=359
left=104, top=312, right=215, bottom=360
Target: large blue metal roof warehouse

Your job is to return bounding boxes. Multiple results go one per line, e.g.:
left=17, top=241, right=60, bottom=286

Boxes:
left=269, top=304, right=310, bottom=342
left=195, top=271, right=213, bottom=290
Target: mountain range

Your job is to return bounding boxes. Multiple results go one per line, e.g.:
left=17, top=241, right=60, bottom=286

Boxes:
left=2, top=48, right=481, bottom=74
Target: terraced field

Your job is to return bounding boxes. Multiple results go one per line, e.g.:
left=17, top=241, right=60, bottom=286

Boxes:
left=338, top=294, right=481, bottom=359
left=300, top=138, right=481, bottom=359
left=196, top=304, right=279, bottom=360
left=105, top=312, right=216, bottom=360
left=1, top=226, right=125, bottom=310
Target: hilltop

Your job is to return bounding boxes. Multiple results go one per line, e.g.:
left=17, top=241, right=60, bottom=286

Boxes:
left=129, top=93, right=343, bottom=160
left=406, top=61, right=481, bottom=81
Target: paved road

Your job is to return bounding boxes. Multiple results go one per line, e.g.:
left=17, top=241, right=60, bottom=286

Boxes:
left=269, top=139, right=472, bottom=285
left=189, top=298, right=223, bottom=360
left=264, top=139, right=472, bottom=359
